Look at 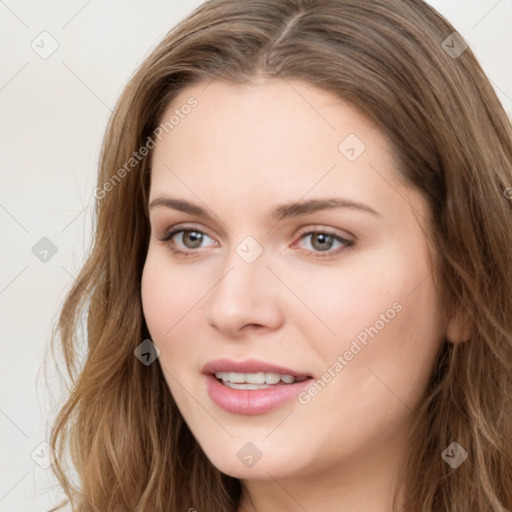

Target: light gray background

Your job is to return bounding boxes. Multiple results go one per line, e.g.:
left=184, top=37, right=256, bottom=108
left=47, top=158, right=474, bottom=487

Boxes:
left=1, top=1, right=511, bottom=510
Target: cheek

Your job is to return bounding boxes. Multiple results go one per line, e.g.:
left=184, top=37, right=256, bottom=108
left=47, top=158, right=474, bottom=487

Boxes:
left=298, top=249, right=443, bottom=367
left=140, top=252, right=194, bottom=341
left=283, top=259, right=400, bottom=344
left=140, top=256, right=196, bottom=397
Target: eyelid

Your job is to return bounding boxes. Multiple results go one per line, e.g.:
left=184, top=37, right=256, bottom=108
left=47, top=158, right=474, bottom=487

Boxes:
left=158, top=222, right=354, bottom=257
left=159, top=223, right=353, bottom=241
left=294, top=224, right=354, bottom=241
left=291, top=226, right=354, bottom=257
left=159, top=222, right=217, bottom=243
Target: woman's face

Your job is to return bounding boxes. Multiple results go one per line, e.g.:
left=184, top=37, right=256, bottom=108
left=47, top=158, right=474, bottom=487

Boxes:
left=141, top=78, right=447, bottom=483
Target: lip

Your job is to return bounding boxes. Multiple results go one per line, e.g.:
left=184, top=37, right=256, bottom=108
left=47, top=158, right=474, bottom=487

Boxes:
left=201, top=358, right=312, bottom=378
left=202, top=358, right=314, bottom=415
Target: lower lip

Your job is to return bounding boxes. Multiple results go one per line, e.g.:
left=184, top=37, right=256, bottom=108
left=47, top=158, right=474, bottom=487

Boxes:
left=205, top=374, right=314, bottom=415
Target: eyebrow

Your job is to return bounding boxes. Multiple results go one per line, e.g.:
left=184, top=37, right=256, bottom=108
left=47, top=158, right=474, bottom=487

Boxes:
left=148, top=196, right=382, bottom=220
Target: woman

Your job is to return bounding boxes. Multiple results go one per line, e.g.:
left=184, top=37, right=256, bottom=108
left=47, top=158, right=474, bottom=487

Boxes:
left=48, top=0, right=512, bottom=510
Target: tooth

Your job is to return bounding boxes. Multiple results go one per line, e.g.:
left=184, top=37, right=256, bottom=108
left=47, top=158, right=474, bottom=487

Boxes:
left=228, top=372, right=245, bottom=383
left=265, top=372, right=281, bottom=384
left=224, top=382, right=272, bottom=390
left=215, top=371, right=303, bottom=385
left=244, top=372, right=266, bottom=384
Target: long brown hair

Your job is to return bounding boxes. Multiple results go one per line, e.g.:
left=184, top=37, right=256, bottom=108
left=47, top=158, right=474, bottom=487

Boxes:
left=47, top=0, right=512, bottom=510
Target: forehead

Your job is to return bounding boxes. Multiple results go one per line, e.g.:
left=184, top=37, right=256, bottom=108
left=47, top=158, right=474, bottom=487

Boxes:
left=149, top=78, right=421, bottom=225
left=158, top=78, right=380, bottom=156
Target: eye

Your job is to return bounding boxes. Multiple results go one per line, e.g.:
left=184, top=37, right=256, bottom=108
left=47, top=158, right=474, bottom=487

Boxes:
left=159, top=225, right=217, bottom=256
left=295, top=229, right=354, bottom=257
left=158, top=225, right=354, bottom=259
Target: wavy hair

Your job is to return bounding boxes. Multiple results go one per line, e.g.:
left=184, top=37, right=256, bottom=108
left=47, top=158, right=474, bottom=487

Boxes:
left=48, top=0, right=512, bottom=510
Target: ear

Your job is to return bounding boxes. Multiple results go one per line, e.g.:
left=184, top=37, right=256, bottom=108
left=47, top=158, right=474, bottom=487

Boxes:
left=445, top=303, right=473, bottom=343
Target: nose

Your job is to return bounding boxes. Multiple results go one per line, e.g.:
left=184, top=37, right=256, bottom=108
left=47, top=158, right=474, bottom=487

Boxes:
left=206, top=256, right=284, bottom=338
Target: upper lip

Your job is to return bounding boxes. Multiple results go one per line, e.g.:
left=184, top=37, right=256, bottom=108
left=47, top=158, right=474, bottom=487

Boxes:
left=202, top=358, right=312, bottom=378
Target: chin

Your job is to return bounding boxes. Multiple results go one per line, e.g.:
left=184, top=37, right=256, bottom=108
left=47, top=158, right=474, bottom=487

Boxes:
left=199, top=440, right=308, bottom=481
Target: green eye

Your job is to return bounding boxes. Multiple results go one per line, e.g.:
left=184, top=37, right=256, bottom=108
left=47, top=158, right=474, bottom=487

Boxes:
left=160, top=226, right=354, bottom=259
left=178, top=230, right=206, bottom=249
left=298, top=231, right=353, bottom=256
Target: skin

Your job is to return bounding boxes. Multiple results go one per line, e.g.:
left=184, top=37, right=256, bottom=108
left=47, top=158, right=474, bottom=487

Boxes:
left=141, top=78, right=466, bottom=512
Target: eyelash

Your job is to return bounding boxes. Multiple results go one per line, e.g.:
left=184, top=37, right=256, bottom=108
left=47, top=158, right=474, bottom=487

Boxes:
left=158, top=224, right=354, bottom=259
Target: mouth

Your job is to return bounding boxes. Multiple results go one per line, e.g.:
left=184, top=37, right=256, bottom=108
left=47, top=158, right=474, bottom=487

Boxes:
left=201, top=358, right=315, bottom=414
left=213, top=371, right=310, bottom=390
left=202, top=357, right=313, bottom=384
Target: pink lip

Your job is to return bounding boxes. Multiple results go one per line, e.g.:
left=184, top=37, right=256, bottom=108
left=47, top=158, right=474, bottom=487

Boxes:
left=202, top=358, right=314, bottom=415
left=201, top=358, right=311, bottom=378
